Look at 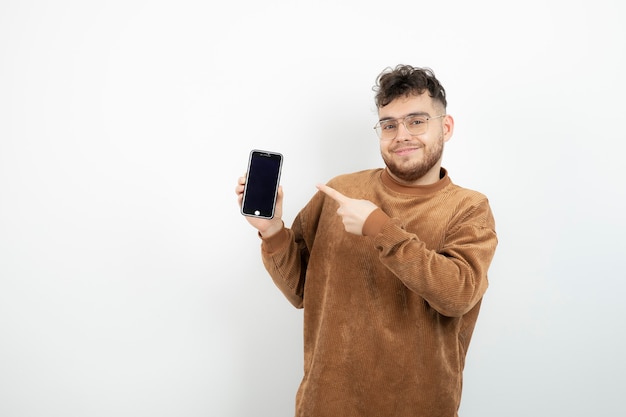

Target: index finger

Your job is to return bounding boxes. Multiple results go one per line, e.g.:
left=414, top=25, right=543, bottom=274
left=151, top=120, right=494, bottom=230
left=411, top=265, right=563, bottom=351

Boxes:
left=316, top=183, right=349, bottom=204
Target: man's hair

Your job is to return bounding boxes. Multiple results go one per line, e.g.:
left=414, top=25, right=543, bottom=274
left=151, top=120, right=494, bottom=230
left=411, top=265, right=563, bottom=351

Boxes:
left=374, top=65, right=447, bottom=109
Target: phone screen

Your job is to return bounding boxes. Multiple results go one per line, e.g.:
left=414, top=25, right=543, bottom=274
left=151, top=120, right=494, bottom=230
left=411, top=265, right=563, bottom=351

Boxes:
left=241, top=150, right=283, bottom=219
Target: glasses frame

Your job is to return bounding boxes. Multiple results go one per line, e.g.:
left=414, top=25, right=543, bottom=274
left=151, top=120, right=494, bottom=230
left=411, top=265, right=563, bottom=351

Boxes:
left=373, top=114, right=446, bottom=140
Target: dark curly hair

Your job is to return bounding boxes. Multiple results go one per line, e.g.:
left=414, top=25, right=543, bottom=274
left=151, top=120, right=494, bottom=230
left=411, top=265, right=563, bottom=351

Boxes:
left=374, top=65, right=447, bottom=109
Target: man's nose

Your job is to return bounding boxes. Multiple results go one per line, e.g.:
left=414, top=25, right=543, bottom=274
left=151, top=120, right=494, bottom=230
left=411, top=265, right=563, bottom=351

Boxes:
left=395, top=121, right=412, bottom=140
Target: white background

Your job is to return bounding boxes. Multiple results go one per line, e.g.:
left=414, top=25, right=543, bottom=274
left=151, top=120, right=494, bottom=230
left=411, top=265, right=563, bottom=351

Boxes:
left=1, top=1, right=625, bottom=416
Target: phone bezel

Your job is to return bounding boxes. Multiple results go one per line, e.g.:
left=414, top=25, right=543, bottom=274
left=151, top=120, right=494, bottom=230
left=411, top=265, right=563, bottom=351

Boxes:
left=241, top=149, right=283, bottom=219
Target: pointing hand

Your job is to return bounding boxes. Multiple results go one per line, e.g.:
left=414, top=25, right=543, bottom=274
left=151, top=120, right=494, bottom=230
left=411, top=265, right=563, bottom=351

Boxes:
left=316, top=184, right=378, bottom=236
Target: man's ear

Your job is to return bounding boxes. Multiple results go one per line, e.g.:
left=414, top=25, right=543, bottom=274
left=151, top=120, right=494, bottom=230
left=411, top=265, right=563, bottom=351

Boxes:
left=442, top=114, right=454, bottom=143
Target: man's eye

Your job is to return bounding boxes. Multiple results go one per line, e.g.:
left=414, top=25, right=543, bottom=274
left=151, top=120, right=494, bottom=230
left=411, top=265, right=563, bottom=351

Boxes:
left=381, top=122, right=397, bottom=130
left=408, top=118, right=426, bottom=126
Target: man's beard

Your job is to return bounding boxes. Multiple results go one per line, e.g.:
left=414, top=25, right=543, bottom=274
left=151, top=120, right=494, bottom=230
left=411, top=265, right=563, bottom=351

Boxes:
left=382, top=134, right=444, bottom=183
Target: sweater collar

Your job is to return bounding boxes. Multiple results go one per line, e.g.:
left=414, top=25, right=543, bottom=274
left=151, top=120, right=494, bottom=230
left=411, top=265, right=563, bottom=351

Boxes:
left=380, top=167, right=451, bottom=196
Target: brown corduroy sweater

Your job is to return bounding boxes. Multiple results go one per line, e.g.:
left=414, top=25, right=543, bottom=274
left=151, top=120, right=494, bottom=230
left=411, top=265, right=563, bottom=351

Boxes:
left=260, top=167, right=498, bottom=417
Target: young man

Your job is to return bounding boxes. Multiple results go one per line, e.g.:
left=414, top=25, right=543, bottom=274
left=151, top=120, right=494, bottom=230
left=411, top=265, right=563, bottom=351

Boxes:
left=236, top=65, right=498, bottom=417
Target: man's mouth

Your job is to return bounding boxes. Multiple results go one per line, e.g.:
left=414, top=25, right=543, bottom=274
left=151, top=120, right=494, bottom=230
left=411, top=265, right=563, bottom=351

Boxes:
left=392, top=146, right=421, bottom=156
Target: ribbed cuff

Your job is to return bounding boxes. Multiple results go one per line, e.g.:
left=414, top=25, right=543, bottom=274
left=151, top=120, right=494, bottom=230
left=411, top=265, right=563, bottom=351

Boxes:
left=260, top=226, right=289, bottom=253
left=362, top=208, right=391, bottom=237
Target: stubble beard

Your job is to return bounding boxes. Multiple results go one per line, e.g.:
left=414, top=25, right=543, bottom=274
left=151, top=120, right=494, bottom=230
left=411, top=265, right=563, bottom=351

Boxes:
left=382, top=134, right=444, bottom=183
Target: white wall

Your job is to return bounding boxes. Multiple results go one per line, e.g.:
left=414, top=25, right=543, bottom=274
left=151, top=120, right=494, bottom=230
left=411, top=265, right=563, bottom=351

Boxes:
left=1, top=1, right=625, bottom=416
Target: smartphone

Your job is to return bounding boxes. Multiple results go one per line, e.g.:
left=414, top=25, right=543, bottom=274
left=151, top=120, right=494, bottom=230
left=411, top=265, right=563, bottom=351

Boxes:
left=241, top=149, right=283, bottom=219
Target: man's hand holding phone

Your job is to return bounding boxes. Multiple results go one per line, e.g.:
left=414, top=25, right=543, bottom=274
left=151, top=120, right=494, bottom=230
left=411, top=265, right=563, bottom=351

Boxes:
left=236, top=174, right=284, bottom=238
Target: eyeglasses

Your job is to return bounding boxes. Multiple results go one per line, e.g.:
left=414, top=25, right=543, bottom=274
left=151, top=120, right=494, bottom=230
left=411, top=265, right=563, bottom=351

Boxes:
left=373, top=114, right=445, bottom=141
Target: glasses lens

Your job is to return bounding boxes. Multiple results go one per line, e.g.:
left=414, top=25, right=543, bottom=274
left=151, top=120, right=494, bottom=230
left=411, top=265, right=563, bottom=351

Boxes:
left=376, top=120, right=398, bottom=140
left=376, top=116, right=431, bottom=140
left=404, top=116, right=428, bottom=136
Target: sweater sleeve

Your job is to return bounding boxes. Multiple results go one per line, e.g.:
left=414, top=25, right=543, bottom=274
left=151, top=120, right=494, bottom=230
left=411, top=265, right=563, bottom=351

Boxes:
left=373, top=199, right=498, bottom=317
left=260, top=223, right=307, bottom=308
left=259, top=192, right=325, bottom=309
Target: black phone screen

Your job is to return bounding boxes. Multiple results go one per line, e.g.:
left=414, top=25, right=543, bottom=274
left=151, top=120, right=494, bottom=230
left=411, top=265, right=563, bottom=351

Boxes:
left=241, top=150, right=283, bottom=219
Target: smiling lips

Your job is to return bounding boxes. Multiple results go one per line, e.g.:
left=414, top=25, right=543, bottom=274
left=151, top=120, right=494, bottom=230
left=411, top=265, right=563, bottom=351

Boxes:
left=392, top=145, right=422, bottom=156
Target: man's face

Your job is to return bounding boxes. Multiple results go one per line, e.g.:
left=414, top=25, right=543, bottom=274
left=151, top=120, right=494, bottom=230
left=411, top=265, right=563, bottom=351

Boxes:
left=377, top=93, right=454, bottom=185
